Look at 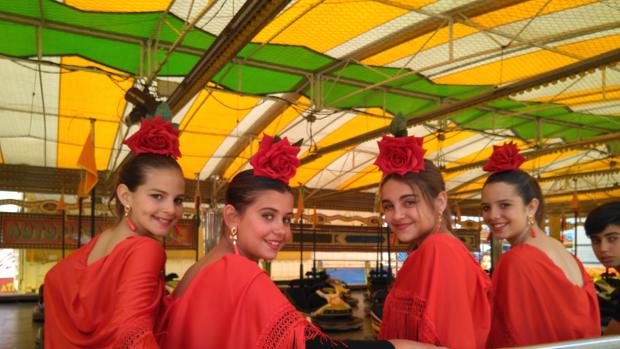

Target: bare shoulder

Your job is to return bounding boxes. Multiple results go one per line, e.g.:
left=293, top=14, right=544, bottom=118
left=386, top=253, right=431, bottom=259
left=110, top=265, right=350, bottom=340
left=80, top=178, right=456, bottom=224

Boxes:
left=86, top=230, right=113, bottom=265
left=538, top=235, right=574, bottom=262
left=532, top=235, right=584, bottom=286
left=174, top=252, right=223, bottom=298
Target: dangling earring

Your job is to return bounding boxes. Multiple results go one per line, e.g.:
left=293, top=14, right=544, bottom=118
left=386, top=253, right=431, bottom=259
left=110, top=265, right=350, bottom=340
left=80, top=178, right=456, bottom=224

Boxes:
left=433, top=213, right=443, bottom=234
left=124, top=205, right=137, bottom=232
left=229, top=227, right=239, bottom=255
left=528, top=215, right=536, bottom=238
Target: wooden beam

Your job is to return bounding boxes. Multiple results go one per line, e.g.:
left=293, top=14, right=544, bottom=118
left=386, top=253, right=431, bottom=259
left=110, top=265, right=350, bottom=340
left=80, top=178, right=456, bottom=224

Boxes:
left=0, top=164, right=213, bottom=203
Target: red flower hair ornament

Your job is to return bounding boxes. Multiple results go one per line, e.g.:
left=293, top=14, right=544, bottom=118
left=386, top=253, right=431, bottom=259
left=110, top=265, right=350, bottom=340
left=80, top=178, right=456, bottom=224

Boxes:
left=249, top=134, right=301, bottom=184
left=483, top=141, right=525, bottom=173
left=123, top=116, right=181, bottom=159
left=375, top=134, right=426, bottom=176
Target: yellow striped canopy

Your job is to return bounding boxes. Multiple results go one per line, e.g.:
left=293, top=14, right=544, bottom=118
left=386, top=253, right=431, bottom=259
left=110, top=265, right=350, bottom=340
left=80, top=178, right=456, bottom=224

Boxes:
left=0, top=0, right=618, bottom=212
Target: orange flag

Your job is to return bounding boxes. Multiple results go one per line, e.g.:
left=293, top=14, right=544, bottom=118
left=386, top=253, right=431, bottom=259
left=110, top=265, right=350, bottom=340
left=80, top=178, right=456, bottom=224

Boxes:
left=77, top=127, right=98, bottom=198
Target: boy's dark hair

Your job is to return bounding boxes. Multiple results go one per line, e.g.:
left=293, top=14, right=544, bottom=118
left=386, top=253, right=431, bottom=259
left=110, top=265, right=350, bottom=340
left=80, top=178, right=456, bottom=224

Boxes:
left=584, top=201, right=620, bottom=237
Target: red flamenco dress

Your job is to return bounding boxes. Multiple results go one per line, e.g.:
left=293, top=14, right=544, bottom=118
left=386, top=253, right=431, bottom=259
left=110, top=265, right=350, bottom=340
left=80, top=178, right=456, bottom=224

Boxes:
left=157, top=253, right=333, bottom=349
left=44, top=235, right=166, bottom=349
left=379, top=233, right=492, bottom=349
left=487, top=244, right=600, bottom=348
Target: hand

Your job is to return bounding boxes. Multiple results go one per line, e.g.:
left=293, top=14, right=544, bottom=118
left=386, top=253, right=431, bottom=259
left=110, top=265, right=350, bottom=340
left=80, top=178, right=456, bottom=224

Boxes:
left=388, top=339, right=449, bottom=349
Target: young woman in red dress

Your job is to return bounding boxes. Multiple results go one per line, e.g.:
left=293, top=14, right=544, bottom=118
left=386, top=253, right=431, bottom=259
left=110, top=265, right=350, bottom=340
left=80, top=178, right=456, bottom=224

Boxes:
left=481, top=142, right=600, bottom=347
left=375, top=132, right=492, bottom=349
left=157, top=134, right=440, bottom=349
left=44, top=116, right=185, bottom=349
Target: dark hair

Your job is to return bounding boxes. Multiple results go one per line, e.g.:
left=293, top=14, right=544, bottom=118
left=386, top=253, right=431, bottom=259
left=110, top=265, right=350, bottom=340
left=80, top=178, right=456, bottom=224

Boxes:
left=483, top=169, right=545, bottom=225
left=379, top=159, right=453, bottom=233
left=110, top=153, right=183, bottom=217
left=225, top=170, right=293, bottom=213
left=585, top=201, right=620, bottom=236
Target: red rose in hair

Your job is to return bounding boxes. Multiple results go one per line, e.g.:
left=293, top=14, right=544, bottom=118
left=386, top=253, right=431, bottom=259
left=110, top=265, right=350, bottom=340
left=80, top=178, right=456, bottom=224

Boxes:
left=483, top=142, right=525, bottom=173
left=123, top=116, right=181, bottom=159
left=375, top=135, right=426, bottom=176
left=250, top=134, right=300, bottom=184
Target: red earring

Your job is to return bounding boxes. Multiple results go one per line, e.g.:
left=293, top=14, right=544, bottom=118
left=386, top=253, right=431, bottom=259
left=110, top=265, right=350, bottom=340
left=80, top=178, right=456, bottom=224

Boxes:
left=528, top=215, right=536, bottom=238
left=124, top=205, right=137, bottom=232
left=486, top=231, right=493, bottom=243
left=390, top=232, right=398, bottom=245
left=433, top=213, right=443, bottom=234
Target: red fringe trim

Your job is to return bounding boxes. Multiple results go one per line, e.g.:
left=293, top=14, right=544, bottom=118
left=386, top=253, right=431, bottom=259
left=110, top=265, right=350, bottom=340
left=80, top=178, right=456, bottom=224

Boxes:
left=379, top=288, right=440, bottom=345
left=257, top=303, right=341, bottom=349
left=114, top=319, right=158, bottom=349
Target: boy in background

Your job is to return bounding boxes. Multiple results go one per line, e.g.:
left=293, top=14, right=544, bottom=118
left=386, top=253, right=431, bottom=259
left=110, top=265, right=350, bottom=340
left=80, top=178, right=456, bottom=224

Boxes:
left=585, top=201, right=620, bottom=335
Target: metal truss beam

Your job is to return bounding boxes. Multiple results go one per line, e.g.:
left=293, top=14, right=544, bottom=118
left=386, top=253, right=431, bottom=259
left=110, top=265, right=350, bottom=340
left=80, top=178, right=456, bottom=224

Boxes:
left=167, top=0, right=292, bottom=114
left=299, top=48, right=620, bottom=165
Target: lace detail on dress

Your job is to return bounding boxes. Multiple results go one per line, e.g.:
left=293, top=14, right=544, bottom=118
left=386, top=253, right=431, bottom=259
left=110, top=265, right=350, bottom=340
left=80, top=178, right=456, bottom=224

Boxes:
left=379, top=289, right=439, bottom=345
left=257, top=303, right=336, bottom=349
left=113, top=320, right=156, bottom=349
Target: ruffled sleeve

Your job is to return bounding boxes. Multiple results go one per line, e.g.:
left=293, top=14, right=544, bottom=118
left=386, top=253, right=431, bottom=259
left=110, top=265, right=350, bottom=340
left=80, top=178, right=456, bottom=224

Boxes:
left=249, top=273, right=330, bottom=349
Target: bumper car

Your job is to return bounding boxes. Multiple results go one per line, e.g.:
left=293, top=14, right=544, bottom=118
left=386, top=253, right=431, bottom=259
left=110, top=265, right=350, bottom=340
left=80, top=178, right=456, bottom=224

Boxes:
left=165, top=272, right=179, bottom=294
left=367, top=267, right=393, bottom=334
left=326, top=278, right=358, bottom=308
left=310, top=286, right=363, bottom=331
left=285, top=269, right=363, bottom=331
left=369, top=288, right=388, bottom=333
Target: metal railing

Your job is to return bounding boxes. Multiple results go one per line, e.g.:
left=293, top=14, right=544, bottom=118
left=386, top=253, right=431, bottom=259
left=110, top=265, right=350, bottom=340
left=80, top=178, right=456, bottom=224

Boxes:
left=513, top=336, right=620, bottom=348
